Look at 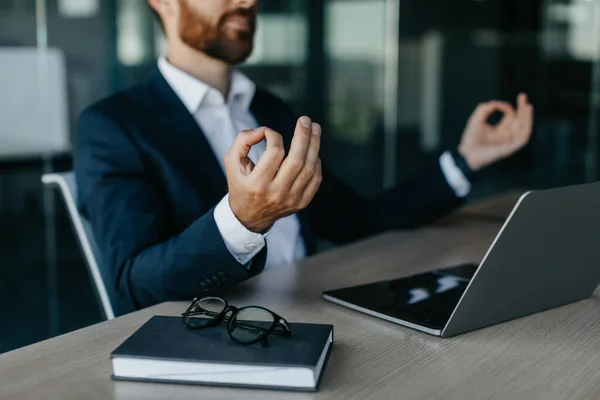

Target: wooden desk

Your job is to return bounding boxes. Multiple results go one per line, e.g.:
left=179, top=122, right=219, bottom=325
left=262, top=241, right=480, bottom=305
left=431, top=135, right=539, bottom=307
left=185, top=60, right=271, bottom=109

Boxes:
left=440, top=191, right=524, bottom=224
left=2, top=194, right=600, bottom=400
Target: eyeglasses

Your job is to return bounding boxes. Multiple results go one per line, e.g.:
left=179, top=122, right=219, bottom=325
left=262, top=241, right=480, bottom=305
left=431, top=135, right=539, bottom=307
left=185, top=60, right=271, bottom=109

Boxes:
left=182, top=296, right=292, bottom=346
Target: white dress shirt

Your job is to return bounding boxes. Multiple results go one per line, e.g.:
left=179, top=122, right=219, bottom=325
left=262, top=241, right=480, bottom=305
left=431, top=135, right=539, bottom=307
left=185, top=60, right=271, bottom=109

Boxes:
left=158, top=57, right=471, bottom=270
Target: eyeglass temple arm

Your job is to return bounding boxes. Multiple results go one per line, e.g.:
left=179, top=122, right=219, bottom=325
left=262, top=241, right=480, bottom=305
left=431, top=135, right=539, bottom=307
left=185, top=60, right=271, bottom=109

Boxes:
left=272, top=317, right=292, bottom=336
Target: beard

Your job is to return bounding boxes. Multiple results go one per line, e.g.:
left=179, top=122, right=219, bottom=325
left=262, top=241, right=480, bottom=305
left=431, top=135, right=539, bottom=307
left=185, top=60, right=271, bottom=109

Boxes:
left=179, top=1, right=256, bottom=65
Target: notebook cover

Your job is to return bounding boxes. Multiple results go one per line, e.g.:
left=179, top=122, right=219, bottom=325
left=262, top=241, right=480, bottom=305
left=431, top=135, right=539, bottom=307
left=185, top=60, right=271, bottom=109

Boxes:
left=111, top=315, right=334, bottom=391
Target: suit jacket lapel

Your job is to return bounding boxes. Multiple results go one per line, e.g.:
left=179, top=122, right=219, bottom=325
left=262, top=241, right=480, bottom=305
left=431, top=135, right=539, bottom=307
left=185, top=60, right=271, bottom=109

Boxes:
left=145, top=68, right=228, bottom=207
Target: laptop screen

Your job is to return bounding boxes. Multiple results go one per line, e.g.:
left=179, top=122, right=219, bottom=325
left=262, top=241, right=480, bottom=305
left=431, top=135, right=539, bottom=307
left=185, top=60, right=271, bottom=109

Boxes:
left=324, top=264, right=478, bottom=330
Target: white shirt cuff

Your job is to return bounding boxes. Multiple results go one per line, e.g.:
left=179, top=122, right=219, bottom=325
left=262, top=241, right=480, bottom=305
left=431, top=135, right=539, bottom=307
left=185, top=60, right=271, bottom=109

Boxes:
left=439, top=151, right=471, bottom=198
left=214, top=194, right=267, bottom=267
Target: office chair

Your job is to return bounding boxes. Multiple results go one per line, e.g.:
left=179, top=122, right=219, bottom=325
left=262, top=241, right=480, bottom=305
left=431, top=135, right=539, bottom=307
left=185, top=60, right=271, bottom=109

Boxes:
left=41, top=172, right=115, bottom=320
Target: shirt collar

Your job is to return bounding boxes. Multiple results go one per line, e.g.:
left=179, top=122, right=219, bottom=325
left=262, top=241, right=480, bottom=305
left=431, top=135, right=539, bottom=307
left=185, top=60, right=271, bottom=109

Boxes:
left=157, top=56, right=255, bottom=113
left=229, top=69, right=256, bottom=111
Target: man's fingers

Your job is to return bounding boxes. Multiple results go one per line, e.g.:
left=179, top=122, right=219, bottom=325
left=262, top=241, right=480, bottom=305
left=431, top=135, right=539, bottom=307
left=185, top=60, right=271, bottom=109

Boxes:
left=526, top=103, right=534, bottom=136
left=509, top=94, right=533, bottom=142
left=517, top=93, right=528, bottom=110
left=497, top=96, right=534, bottom=153
left=518, top=94, right=534, bottom=139
left=488, top=101, right=516, bottom=118
left=514, top=102, right=534, bottom=147
left=276, top=116, right=313, bottom=185
left=471, top=101, right=516, bottom=125
left=488, top=102, right=518, bottom=132
left=469, top=102, right=491, bottom=124
left=299, top=159, right=323, bottom=209
left=302, top=123, right=322, bottom=179
left=252, top=128, right=286, bottom=180
left=475, top=100, right=519, bottom=143
left=287, top=122, right=322, bottom=194
left=229, top=127, right=267, bottom=160
left=513, top=93, right=528, bottom=127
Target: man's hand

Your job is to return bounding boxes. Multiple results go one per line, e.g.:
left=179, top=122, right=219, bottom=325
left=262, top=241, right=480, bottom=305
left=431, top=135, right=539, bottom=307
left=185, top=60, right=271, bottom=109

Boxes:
left=459, top=93, right=534, bottom=171
left=224, top=116, right=323, bottom=233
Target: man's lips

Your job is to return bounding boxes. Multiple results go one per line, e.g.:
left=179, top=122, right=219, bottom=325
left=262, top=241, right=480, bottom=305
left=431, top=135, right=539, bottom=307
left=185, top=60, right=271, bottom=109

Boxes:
left=224, top=16, right=254, bottom=32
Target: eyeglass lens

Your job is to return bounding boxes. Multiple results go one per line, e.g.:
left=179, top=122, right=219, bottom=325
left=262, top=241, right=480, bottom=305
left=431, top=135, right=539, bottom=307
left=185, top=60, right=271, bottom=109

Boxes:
left=229, top=307, right=276, bottom=343
left=184, top=297, right=226, bottom=328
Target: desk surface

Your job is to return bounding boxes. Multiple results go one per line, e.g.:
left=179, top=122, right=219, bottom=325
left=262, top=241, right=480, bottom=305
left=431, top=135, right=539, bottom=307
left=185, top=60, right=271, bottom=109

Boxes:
left=2, top=192, right=600, bottom=400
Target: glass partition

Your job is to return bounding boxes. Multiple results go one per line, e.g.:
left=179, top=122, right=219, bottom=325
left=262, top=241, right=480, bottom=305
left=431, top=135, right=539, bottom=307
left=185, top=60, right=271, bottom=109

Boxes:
left=392, top=0, right=600, bottom=201
left=541, top=0, right=600, bottom=183
left=324, top=0, right=388, bottom=195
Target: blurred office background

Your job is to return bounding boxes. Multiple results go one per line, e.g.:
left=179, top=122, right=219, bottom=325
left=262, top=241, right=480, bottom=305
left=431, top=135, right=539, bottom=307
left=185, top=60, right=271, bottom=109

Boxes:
left=1, top=0, right=599, bottom=352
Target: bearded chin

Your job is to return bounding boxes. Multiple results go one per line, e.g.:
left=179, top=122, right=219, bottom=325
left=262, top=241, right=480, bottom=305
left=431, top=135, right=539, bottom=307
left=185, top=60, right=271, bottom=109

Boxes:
left=180, top=23, right=254, bottom=65
left=202, top=37, right=254, bottom=65
left=178, top=0, right=256, bottom=65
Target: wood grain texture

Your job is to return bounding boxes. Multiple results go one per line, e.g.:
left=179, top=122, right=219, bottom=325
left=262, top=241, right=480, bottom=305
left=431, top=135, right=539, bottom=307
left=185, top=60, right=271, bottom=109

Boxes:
left=1, top=195, right=600, bottom=400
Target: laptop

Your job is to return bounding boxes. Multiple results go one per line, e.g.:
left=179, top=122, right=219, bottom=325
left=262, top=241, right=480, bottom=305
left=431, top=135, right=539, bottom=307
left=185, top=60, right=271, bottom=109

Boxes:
left=323, top=182, right=600, bottom=337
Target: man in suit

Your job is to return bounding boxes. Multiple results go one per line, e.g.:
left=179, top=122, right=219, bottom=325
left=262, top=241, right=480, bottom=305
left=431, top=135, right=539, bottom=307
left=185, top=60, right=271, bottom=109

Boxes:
left=75, top=0, right=534, bottom=315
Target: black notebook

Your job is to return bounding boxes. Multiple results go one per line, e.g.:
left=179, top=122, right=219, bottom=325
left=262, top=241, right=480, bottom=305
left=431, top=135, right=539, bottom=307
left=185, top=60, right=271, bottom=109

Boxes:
left=111, top=316, right=334, bottom=391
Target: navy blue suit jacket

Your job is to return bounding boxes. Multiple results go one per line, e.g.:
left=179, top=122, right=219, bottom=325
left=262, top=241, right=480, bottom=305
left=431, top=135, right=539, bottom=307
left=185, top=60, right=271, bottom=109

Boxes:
left=75, top=68, right=463, bottom=315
